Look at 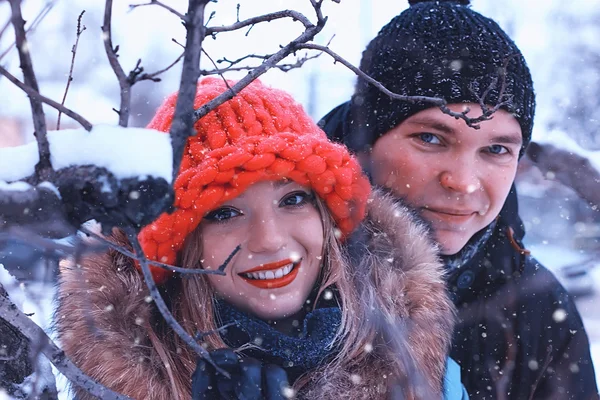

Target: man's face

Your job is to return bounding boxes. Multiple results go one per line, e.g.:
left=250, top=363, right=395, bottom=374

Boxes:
left=370, top=104, right=522, bottom=255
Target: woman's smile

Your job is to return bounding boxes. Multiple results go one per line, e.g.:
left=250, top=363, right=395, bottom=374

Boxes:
left=238, top=258, right=302, bottom=289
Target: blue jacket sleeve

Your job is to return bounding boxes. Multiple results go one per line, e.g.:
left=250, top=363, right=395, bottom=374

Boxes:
left=444, top=357, right=469, bottom=400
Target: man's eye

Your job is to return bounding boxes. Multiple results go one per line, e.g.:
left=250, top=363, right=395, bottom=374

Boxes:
left=418, top=133, right=442, bottom=145
left=488, top=145, right=509, bottom=155
left=280, top=191, right=311, bottom=207
left=204, top=207, right=241, bottom=222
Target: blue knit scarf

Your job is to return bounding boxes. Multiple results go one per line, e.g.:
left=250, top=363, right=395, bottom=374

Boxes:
left=215, top=300, right=342, bottom=375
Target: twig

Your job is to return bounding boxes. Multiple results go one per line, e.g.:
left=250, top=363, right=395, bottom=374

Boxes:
left=78, top=226, right=229, bottom=276
left=129, top=0, right=187, bottom=21
left=57, top=10, right=86, bottom=131
left=0, top=291, right=131, bottom=399
left=102, top=0, right=131, bottom=127
left=0, top=65, right=93, bottom=131
left=201, top=48, right=232, bottom=90
left=205, top=11, right=216, bottom=27
left=0, top=1, right=53, bottom=62
left=124, top=227, right=230, bottom=378
left=201, top=52, right=321, bottom=75
left=206, top=9, right=313, bottom=35
left=193, top=2, right=327, bottom=124
left=169, top=0, right=210, bottom=182
left=8, top=0, right=50, bottom=174
left=194, top=321, right=237, bottom=341
left=0, top=17, right=11, bottom=42
left=296, top=43, right=512, bottom=128
left=137, top=51, right=185, bottom=82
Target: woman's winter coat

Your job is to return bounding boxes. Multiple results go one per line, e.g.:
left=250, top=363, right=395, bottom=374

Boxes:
left=55, top=190, right=457, bottom=399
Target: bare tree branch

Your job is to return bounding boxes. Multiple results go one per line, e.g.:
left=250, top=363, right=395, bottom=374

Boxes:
left=102, top=0, right=131, bottom=127
left=8, top=0, right=50, bottom=175
left=79, top=226, right=230, bottom=276
left=124, top=227, right=231, bottom=378
left=129, top=0, right=187, bottom=21
left=0, top=289, right=131, bottom=399
left=0, top=65, right=93, bottom=131
left=57, top=10, right=86, bottom=131
left=137, top=49, right=185, bottom=82
left=206, top=9, right=313, bottom=35
left=193, top=2, right=327, bottom=123
left=169, top=0, right=211, bottom=182
left=201, top=51, right=321, bottom=75
left=0, top=1, right=53, bottom=62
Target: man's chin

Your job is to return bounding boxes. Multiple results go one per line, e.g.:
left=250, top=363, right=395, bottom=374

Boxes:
left=435, top=232, right=470, bottom=256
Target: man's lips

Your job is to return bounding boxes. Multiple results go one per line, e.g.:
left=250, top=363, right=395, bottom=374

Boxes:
left=238, top=259, right=301, bottom=289
left=421, top=208, right=477, bottom=225
left=425, top=207, right=478, bottom=216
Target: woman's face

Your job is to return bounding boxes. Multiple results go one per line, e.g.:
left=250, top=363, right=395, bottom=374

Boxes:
left=198, top=180, right=325, bottom=320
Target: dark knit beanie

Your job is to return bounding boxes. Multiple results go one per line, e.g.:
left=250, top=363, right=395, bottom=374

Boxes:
left=346, top=0, right=535, bottom=154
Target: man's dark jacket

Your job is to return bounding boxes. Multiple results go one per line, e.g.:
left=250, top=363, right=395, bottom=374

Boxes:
left=319, top=102, right=599, bottom=400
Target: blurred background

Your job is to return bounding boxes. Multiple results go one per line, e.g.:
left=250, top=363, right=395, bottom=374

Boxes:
left=0, top=0, right=599, bottom=395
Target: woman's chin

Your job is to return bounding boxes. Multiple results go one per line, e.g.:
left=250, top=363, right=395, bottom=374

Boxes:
left=245, top=299, right=304, bottom=321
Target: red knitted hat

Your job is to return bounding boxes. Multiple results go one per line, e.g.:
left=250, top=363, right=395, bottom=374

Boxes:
left=138, top=78, right=371, bottom=284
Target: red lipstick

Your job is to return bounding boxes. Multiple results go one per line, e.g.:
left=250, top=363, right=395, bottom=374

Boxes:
left=238, top=258, right=301, bottom=289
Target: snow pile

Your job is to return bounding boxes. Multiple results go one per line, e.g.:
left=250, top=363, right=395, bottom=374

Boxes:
left=0, top=125, right=173, bottom=183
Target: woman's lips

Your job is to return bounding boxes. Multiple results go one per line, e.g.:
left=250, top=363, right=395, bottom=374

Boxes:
left=238, top=259, right=301, bottom=289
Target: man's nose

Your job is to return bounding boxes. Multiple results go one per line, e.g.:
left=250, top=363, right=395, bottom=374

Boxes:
left=246, top=212, right=287, bottom=254
left=439, top=160, right=481, bottom=194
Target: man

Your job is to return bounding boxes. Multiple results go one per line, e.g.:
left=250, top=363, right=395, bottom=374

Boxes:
left=319, top=1, right=598, bottom=399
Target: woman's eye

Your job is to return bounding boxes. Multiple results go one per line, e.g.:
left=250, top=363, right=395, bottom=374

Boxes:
left=418, top=132, right=442, bottom=145
left=280, top=191, right=311, bottom=207
left=204, top=207, right=241, bottom=222
left=488, top=145, right=509, bottom=155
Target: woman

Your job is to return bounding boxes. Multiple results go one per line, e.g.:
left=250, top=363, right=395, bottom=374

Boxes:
left=56, top=78, right=465, bottom=399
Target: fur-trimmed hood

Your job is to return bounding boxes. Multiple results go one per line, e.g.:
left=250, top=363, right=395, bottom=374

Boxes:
left=55, top=189, right=455, bottom=399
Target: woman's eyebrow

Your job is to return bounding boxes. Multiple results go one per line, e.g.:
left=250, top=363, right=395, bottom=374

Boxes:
left=274, top=180, right=293, bottom=189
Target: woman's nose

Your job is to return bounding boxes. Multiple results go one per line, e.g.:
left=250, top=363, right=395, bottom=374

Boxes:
left=246, top=213, right=287, bottom=254
left=439, top=162, right=481, bottom=194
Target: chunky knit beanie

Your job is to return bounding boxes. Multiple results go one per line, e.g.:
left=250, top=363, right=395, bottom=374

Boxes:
left=345, top=0, right=535, bottom=153
left=139, top=78, right=371, bottom=284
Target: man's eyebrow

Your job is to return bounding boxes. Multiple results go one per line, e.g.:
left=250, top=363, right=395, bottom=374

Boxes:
left=490, top=135, right=523, bottom=146
left=405, top=118, right=456, bottom=134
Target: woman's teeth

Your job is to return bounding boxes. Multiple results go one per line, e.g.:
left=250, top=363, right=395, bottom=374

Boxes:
left=244, top=263, right=294, bottom=280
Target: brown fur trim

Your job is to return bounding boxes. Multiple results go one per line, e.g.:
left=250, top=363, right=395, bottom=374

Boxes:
left=55, top=190, right=454, bottom=399
left=55, top=230, right=173, bottom=399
